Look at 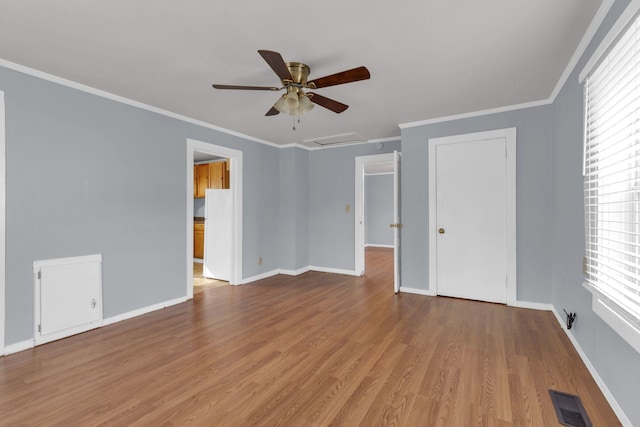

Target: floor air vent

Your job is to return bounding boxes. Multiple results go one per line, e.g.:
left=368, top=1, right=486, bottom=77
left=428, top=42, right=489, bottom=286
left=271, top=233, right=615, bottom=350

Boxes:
left=549, top=390, right=592, bottom=427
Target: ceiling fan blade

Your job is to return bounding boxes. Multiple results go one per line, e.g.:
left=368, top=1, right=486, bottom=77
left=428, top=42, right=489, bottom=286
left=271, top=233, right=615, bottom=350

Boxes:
left=212, top=84, right=279, bottom=91
left=308, top=92, right=349, bottom=113
left=265, top=106, right=280, bottom=116
left=258, top=50, right=293, bottom=82
left=307, top=66, right=370, bottom=89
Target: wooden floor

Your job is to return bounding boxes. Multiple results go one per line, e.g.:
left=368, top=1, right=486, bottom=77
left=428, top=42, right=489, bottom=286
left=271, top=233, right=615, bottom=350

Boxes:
left=193, top=262, right=228, bottom=294
left=0, top=247, right=620, bottom=426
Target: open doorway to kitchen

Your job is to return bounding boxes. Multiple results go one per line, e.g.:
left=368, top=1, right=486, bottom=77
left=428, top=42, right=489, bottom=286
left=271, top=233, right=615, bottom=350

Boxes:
left=193, top=155, right=230, bottom=294
left=186, top=139, right=243, bottom=300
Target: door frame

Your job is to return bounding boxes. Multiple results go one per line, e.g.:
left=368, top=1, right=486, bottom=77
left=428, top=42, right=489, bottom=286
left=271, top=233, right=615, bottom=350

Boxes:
left=427, top=128, right=517, bottom=304
left=186, top=139, right=243, bottom=297
left=1, top=91, right=5, bottom=355
left=355, top=152, right=395, bottom=276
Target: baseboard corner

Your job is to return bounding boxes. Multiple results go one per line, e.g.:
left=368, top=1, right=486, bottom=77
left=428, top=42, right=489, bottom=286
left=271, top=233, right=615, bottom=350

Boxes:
left=4, top=339, right=35, bottom=356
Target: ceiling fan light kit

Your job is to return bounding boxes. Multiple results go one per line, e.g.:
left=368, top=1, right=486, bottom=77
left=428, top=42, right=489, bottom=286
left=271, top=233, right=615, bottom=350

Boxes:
left=212, top=50, right=370, bottom=130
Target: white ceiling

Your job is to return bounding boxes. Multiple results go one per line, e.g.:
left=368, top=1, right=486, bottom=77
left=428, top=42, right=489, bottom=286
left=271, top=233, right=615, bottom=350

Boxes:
left=0, top=0, right=604, bottom=148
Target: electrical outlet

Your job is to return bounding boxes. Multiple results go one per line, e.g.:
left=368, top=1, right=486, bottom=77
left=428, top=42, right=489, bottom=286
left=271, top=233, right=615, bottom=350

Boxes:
left=258, top=257, right=263, bottom=266
left=345, top=204, right=351, bottom=213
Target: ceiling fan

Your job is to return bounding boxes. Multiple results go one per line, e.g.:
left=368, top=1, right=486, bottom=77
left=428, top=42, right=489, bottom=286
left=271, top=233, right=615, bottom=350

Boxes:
left=212, top=50, right=370, bottom=121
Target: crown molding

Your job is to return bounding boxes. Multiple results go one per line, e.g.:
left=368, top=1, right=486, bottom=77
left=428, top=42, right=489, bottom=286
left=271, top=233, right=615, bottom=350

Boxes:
left=0, top=59, right=280, bottom=148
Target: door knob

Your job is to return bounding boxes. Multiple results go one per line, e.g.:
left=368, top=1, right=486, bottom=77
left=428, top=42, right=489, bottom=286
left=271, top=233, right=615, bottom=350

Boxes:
left=438, top=228, right=445, bottom=234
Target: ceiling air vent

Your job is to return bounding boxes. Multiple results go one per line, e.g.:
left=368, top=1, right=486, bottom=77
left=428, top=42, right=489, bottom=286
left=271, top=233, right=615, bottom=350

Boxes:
left=304, top=132, right=366, bottom=147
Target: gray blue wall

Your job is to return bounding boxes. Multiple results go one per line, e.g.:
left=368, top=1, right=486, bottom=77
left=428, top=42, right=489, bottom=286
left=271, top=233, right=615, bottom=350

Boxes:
left=550, top=0, right=639, bottom=424
left=400, top=106, right=554, bottom=302
left=308, top=142, right=401, bottom=271
left=278, top=146, right=309, bottom=272
left=365, top=173, right=393, bottom=246
left=1, top=65, right=281, bottom=344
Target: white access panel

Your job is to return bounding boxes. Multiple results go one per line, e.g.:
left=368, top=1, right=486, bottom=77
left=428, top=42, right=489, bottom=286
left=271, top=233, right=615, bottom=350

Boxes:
left=34, top=254, right=103, bottom=345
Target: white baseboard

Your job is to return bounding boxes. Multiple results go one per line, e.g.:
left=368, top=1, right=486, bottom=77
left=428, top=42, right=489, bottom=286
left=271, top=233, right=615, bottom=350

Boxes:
left=2, top=296, right=188, bottom=357
left=399, top=287, right=436, bottom=296
left=4, top=339, right=35, bottom=356
left=103, top=296, right=188, bottom=326
left=309, top=266, right=358, bottom=276
left=365, top=244, right=394, bottom=248
left=509, top=300, right=554, bottom=311
left=550, top=307, right=632, bottom=427
left=239, top=269, right=280, bottom=285
left=280, top=266, right=311, bottom=276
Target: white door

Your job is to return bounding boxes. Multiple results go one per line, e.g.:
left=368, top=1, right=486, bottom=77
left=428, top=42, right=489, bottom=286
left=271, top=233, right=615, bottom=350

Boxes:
left=204, top=189, right=232, bottom=281
left=393, top=150, right=401, bottom=293
left=435, top=138, right=507, bottom=303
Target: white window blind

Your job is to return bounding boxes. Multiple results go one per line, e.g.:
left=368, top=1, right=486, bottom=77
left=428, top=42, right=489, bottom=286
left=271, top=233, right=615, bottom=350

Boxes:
left=584, top=13, right=640, bottom=335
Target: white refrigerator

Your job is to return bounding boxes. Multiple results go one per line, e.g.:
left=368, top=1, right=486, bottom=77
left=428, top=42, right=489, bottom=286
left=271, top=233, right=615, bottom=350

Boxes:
left=203, top=188, right=232, bottom=281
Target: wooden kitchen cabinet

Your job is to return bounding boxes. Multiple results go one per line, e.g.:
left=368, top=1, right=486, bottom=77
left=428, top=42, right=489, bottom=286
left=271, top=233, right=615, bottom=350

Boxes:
left=194, top=164, right=209, bottom=198
left=209, top=161, right=230, bottom=189
left=194, top=223, right=205, bottom=259
left=194, top=160, right=229, bottom=198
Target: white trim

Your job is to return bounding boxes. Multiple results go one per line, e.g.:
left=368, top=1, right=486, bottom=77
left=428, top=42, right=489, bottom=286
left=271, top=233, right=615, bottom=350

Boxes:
left=32, top=254, right=102, bottom=269
left=584, top=282, right=640, bottom=355
left=364, top=171, right=394, bottom=177
left=509, top=301, right=554, bottom=311
left=551, top=0, right=616, bottom=98
left=399, top=287, right=436, bottom=296
left=34, top=321, right=103, bottom=346
left=193, top=258, right=203, bottom=264
left=237, top=265, right=319, bottom=284
left=186, top=139, right=243, bottom=296
left=1, top=59, right=401, bottom=153
left=355, top=153, right=395, bottom=276
left=280, top=266, right=311, bottom=276
left=102, top=296, right=188, bottom=326
left=399, top=100, right=550, bottom=129
left=365, top=244, right=394, bottom=248
left=0, top=59, right=279, bottom=148
left=550, top=308, right=633, bottom=427
left=580, top=0, right=640, bottom=82
left=0, top=91, right=4, bottom=356
left=2, top=295, right=188, bottom=357
left=4, top=339, right=34, bottom=356
left=309, top=266, right=358, bottom=276
left=239, top=269, right=281, bottom=284
left=428, top=128, right=517, bottom=303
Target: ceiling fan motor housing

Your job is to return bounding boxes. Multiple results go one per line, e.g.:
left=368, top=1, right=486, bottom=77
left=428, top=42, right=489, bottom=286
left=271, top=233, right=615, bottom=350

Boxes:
left=285, top=62, right=310, bottom=85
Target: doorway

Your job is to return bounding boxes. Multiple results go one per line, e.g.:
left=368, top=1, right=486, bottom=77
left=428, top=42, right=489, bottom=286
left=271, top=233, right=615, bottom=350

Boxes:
left=427, top=128, right=516, bottom=304
left=355, top=152, right=398, bottom=291
left=186, top=139, right=243, bottom=299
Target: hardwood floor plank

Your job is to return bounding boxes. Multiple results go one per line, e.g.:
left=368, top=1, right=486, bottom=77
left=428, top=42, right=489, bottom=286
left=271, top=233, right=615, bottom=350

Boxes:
left=0, top=247, right=621, bottom=426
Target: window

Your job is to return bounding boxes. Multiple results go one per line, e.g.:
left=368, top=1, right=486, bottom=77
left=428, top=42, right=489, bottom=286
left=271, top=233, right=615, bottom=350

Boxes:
left=584, top=11, right=640, bottom=354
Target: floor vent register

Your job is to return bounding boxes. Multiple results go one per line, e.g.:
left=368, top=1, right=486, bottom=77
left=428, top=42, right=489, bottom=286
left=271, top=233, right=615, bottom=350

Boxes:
left=548, top=390, right=592, bottom=427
